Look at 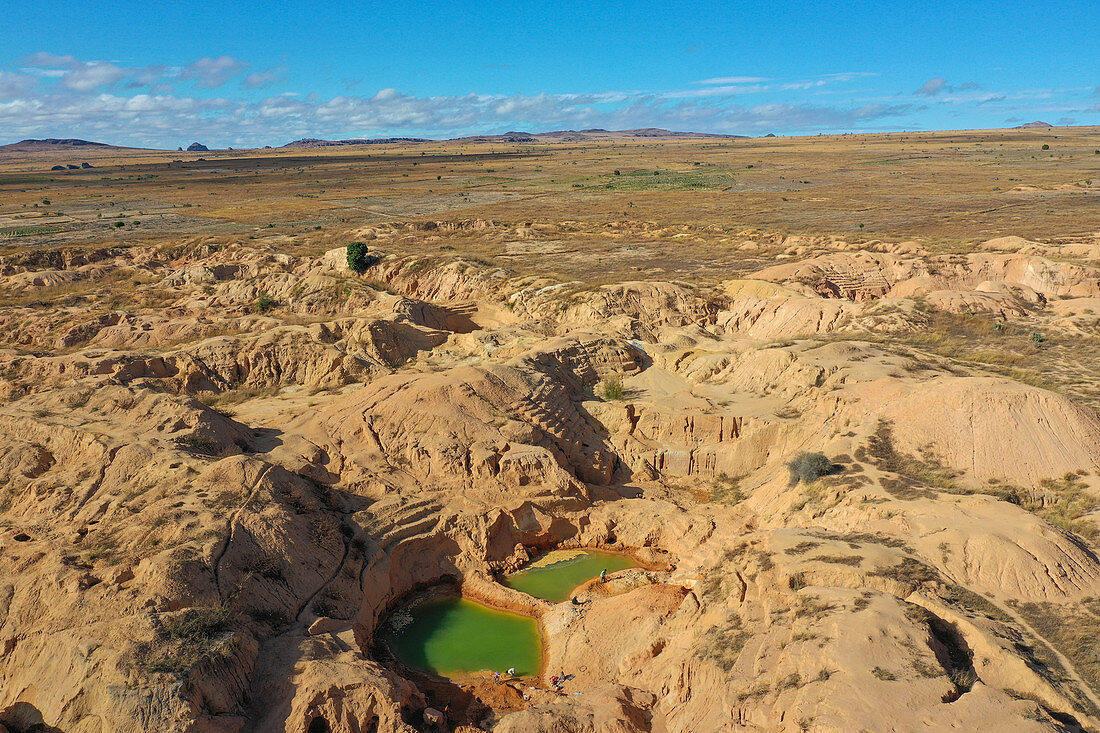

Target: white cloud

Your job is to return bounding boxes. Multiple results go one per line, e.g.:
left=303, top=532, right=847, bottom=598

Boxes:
left=781, top=80, right=827, bottom=91
left=664, top=84, right=770, bottom=98
left=692, top=76, right=771, bottom=85
left=0, top=80, right=919, bottom=148
left=0, top=71, right=36, bottom=99
left=128, top=65, right=168, bottom=88
left=915, top=77, right=948, bottom=96
left=7, top=53, right=1089, bottom=148
left=60, top=61, right=128, bottom=92
left=822, top=72, right=878, bottom=82
left=180, top=56, right=248, bottom=88
left=21, top=53, right=128, bottom=93
left=20, top=52, right=80, bottom=68
left=243, top=62, right=286, bottom=90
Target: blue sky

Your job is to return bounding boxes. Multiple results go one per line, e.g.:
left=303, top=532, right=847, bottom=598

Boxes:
left=1, top=0, right=1097, bottom=148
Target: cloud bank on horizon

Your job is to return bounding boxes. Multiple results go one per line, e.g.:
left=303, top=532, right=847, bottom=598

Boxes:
left=1, top=0, right=1097, bottom=148
left=1, top=53, right=1095, bottom=149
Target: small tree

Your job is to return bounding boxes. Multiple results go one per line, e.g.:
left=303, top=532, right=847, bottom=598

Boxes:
left=346, top=241, right=374, bottom=273
left=787, top=452, right=834, bottom=485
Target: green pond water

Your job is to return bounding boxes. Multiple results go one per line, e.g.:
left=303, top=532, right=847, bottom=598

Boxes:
left=504, top=550, right=637, bottom=602
left=384, top=596, right=541, bottom=677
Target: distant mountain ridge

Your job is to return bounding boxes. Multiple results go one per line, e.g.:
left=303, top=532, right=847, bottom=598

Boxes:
left=1, top=129, right=738, bottom=156
left=281, top=137, right=433, bottom=148
left=280, top=128, right=741, bottom=147
left=0, top=138, right=119, bottom=151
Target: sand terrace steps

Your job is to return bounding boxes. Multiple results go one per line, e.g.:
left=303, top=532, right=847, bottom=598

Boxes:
left=815, top=264, right=893, bottom=301
left=514, top=383, right=588, bottom=449
left=362, top=496, right=443, bottom=551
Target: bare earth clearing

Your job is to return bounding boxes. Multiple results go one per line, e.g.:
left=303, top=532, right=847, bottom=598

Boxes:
left=1, top=127, right=1099, bottom=733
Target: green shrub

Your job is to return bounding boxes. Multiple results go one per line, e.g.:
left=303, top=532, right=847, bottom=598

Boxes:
left=254, top=292, right=277, bottom=313
left=787, top=452, right=835, bottom=484
left=179, top=433, right=219, bottom=455
left=598, top=377, right=625, bottom=400
left=346, top=241, right=377, bottom=273
left=1041, top=144, right=1050, bottom=150
left=163, top=604, right=232, bottom=646
left=144, top=604, right=236, bottom=676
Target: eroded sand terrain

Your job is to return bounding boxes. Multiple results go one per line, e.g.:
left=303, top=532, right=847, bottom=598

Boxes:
left=1, top=130, right=1100, bottom=732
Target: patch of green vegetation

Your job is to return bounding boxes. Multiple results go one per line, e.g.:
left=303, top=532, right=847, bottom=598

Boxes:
left=0, top=225, right=63, bottom=237
left=816, top=554, right=863, bottom=566
left=1015, top=472, right=1100, bottom=545
left=866, top=424, right=1099, bottom=545
left=142, top=604, right=237, bottom=677
left=80, top=538, right=119, bottom=564
left=346, top=240, right=378, bottom=272
left=254, top=292, right=277, bottom=313
left=249, top=608, right=290, bottom=631
left=597, top=377, right=625, bottom=400
left=312, top=589, right=346, bottom=619
left=698, top=614, right=750, bottom=672
left=776, top=672, right=802, bottom=692
left=709, top=472, right=745, bottom=504
left=178, top=433, right=219, bottom=455
left=594, top=167, right=736, bottom=191
left=939, top=584, right=1012, bottom=623
left=795, top=596, right=837, bottom=621
left=872, top=557, right=940, bottom=589
left=862, top=420, right=957, bottom=498
left=787, top=452, right=835, bottom=485
left=887, top=306, right=1091, bottom=404
left=1010, top=600, right=1100, bottom=706
left=735, top=681, right=772, bottom=701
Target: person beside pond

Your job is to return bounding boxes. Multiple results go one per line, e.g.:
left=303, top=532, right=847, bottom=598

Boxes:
left=599, top=569, right=607, bottom=583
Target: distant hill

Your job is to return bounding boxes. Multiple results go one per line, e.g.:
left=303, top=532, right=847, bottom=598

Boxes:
left=281, top=128, right=741, bottom=148
left=1015, top=121, right=1053, bottom=129
left=0, top=138, right=119, bottom=152
left=4, top=128, right=743, bottom=154
left=281, top=137, right=433, bottom=148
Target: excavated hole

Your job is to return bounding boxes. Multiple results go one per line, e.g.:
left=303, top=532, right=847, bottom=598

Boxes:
left=373, top=580, right=537, bottom=729
left=925, top=612, right=978, bottom=703
left=306, top=717, right=331, bottom=733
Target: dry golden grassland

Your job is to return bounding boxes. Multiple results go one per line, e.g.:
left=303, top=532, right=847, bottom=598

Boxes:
left=1, top=127, right=1097, bottom=282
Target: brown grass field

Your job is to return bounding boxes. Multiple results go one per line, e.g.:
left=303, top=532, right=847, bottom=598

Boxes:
left=2, top=126, right=1097, bottom=285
